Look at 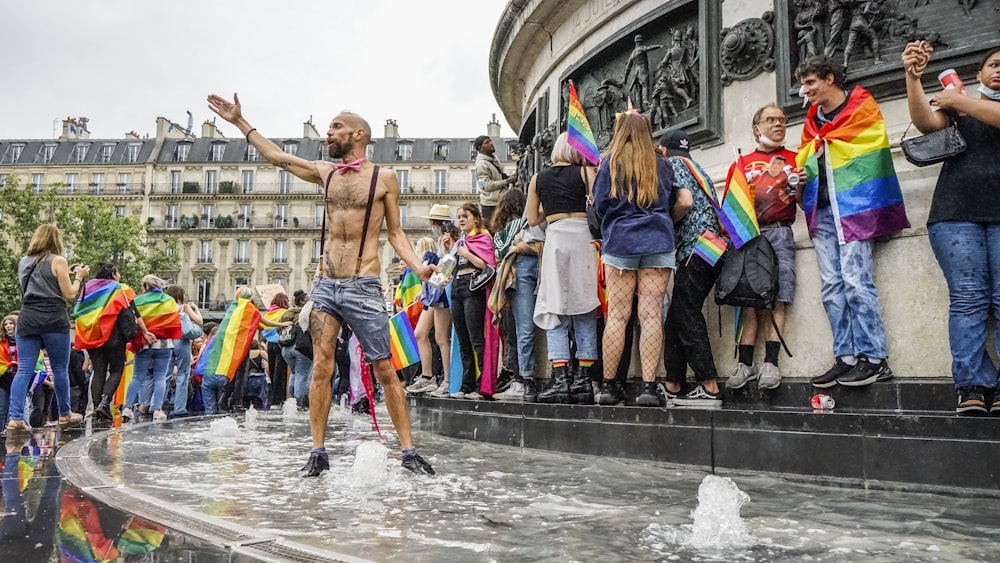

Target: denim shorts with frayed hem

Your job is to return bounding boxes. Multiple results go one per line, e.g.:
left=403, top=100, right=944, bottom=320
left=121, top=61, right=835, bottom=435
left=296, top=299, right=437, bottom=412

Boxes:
left=602, top=251, right=676, bottom=271
left=310, top=276, right=391, bottom=361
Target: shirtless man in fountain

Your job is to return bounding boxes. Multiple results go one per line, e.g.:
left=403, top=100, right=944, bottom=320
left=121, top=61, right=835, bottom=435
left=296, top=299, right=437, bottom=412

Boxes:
left=208, top=93, right=436, bottom=477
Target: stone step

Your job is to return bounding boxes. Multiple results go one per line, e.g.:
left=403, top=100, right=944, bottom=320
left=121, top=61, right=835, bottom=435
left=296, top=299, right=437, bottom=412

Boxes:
left=715, top=377, right=956, bottom=414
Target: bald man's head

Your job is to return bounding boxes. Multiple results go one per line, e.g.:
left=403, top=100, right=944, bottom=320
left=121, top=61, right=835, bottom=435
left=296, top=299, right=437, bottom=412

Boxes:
left=326, top=111, right=372, bottom=159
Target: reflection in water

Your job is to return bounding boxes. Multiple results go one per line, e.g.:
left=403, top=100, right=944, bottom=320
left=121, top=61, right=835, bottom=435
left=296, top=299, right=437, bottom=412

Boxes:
left=82, top=410, right=1000, bottom=562
left=0, top=429, right=231, bottom=562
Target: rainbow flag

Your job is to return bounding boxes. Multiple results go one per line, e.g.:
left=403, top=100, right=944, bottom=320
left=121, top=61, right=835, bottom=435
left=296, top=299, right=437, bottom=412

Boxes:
left=797, top=85, right=909, bottom=243
left=566, top=80, right=601, bottom=165
left=117, top=517, right=165, bottom=555
left=693, top=230, right=728, bottom=266
left=74, top=279, right=133, bottom=350
left=194, top=296, right=261, bottom=380
left=130, top=290, right=181, bottom=350
left=719, top=165, right=760, bottom=248
left=57, top=491, right=120, bottom=562
left=394, top=266, right=422, bottom=309
left=259, top=305, right=286, bottom=344
left=0, top=339, right=14, bottom=376
left=388, top=307, right=420, bottom=371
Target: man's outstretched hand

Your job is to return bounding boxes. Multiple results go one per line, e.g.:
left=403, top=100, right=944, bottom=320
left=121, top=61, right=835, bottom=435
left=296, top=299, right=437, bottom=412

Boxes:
left=207, top=92, right=243, bottom=124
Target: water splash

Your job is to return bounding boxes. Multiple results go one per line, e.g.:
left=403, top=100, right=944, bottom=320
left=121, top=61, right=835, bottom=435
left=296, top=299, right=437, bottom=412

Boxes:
left=282, top=398, right=298, bottom=420
left=209, top=417, right=240, bottom=437
left=352, top=442, right=388, bottom=485
left=244, top=405, right=258, bottom=430
left=689, top=475, right=753, bottom=549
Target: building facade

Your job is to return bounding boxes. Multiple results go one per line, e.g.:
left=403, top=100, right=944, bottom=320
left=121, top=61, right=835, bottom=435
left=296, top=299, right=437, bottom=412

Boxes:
left=0, top=116, right=516, bottom=313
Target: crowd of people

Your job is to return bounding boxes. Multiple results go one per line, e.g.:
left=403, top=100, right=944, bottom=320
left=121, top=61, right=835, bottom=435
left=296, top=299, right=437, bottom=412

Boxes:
left=1, top=49, right=998, bottom=444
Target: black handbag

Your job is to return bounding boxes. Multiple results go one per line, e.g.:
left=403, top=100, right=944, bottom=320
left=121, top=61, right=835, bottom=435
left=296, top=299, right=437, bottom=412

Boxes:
left=469, top=264, right=496, bottom=292
left=582, top=166, right=602, bottom=240
left=900, top=119, right=966, bottom=167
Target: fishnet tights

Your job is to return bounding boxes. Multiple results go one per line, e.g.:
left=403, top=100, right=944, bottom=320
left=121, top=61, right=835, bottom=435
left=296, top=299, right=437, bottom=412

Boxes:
left=601, top=266, right=671, bottom=381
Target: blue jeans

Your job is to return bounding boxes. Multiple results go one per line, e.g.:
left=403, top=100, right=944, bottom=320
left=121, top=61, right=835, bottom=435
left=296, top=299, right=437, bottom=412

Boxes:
left=0, top=387, right=9, bottom=428
left=282, top=346, right=313, bottom=406
left=512, top=254, right=539, bottom=377
left=131, top=348, right=173, bottom=412
left=546, top=313, right=598, bottom=362
left=929, top=221, right=1000, bottom=389
left=169, top=341, right=192, bottom=415
left=201, top=374, right=229, bottom=414
left=811, top=206, right=887, bottom=359
left=7, top=331, right=71, bottom=421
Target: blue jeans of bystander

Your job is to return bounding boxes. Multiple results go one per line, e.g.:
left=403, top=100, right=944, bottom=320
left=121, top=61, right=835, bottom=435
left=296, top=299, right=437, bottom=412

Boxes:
left=201, top=374, right=230, bottom=415
left=282, top=345, right=313, bottom=406
left=169, top=341, right=192, bottom=415
left=512, top=254, right=539, bottom=377
left=546, top=312, right=598, bottom=362
left=7, top=331, right=71, bottom=422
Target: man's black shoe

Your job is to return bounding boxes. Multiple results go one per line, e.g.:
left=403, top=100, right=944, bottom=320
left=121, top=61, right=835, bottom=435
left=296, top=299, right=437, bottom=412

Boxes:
left=523, top=378, right=538, bottom=403
left=402, top=452, right=435, bottom=475
left=301, top=452, right=330, bottom=477
left=837, top=358, right=883, bottom=387
left=635, top=381, right=661, bottom=407
left=811, top=359, right=853, bottom=388
left=957, top=386, right=988, bottom=416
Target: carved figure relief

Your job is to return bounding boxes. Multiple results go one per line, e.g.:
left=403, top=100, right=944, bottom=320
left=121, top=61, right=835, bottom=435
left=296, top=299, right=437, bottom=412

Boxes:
left=532, top=124, right=557, bottom=169
left=602, top=34, right=664, bottom=113
left=720, top=14, right=776, bottom=84
left=515, top=143, right=535, bottom=191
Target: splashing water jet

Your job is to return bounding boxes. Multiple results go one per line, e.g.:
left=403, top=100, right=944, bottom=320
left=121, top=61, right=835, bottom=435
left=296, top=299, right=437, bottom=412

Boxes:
left=689, top=475, right=754, bottom=549
left=282, top=397, right=298, bottom=419
left=209, top=417, right=240, bottom=437
left=244, top=404, right=258, bottom=430
left=352, top=442, right=389, bottom=485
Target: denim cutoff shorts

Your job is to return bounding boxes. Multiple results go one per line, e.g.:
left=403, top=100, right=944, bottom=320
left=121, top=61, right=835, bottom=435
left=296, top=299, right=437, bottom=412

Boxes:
left=310, top=276, right=391, bottom=361
left=602, top=251, right=676, bottom=271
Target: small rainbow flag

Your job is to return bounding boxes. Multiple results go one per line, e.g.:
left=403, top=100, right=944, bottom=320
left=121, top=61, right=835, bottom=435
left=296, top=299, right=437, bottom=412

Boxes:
left=194, top=295, right=261, bottom=380
left=388, top=306, right=420, bottom=371
left=567, top=80, right=601, bottom=165
left=719, top=165, right=760, bottom=249
left=693, top=230, right=728, bottom=266
left=259, top=305, right=287, bottom=344
left=394, top=266, right=422, bottom=309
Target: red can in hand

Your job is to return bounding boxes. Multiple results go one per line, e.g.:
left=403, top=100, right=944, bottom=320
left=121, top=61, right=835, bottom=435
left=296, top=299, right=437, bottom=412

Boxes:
left=938, top=69, right=968, bottom=96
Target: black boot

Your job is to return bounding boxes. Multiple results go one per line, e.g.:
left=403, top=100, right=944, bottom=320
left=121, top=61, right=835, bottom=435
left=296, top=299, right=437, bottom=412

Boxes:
left=570, top=365, right=595, bottom=405
left=94, top=395, right=112, bottom=420
left=598, top=378, right=625, bottom=406
left=635, top=381, right=661, bottom=407
left=523, top=378, right=538, bottom=403
left=537, top=365, right=571, bottom=404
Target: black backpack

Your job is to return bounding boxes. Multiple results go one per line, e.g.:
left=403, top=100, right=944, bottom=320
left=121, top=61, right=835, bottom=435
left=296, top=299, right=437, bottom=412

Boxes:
left=278, top=323, right=297, bottom=347
left=714, top=235, right=792, bottom=356
left=116, top=307, right=139, bottom=341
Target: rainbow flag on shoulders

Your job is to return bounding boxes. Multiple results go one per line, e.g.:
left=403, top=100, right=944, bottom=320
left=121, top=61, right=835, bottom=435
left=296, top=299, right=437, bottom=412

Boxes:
left=194, top=295, right=261, bottom=380
left=130, top=290, right=181, bottom=350
left=388, top=306, right=420, bottom=371
left=74, top=279, right=134, bottom=350
left=259, top=305, right=287, bottom=344
left=719, top=165, right=760, bottom=248
left=566, top=80, right=601, bottom=165
left=693, top=230, right=728, bottom=266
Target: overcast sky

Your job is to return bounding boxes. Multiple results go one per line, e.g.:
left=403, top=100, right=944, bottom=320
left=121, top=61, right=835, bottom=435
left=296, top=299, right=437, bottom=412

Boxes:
left=0, top=1, right=509, bottom=141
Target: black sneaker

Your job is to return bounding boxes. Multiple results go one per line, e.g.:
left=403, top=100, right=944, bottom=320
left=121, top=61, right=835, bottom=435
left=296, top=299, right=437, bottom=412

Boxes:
left=875, top=362, right=894, bottom=382
left=990, top=389, right=1000, bottom=417
left=837, top=358, right=883, bottom=387
left=672, top=383, right=722, bottom=408
left=658, top=382, right=681, bottom=406
left=811, top=359, right=853, bottom=388
left=401, top=452, right=436, bottom=475
left=957, top=386, right=988, bottom=416
left=635, top=381, right=661, bottom=407
left=598, top=379, right=625, bottom=406
left=300, top=452, right=331, bottom=477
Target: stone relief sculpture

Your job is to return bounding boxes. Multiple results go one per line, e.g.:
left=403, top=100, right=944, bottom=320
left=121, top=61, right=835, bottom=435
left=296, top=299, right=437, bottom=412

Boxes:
left=841, top=0, right=892, bottom=67
left=515, top=143, right=535, bottom=191
left=532, top=124, right=557, bottom=169
left=719, top=14, right=776, bottom=85
left=793, top=0, right=825, bottom=61
left=603, top=34, right=663, bottom=113
left=586, top=83, right=624, bottom=143
left=892, top=14, right=947, bottom=49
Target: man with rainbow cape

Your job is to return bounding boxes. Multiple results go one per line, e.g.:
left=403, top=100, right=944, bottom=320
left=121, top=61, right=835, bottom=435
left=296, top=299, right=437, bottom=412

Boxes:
left=795, top=55, right=909, bottom=389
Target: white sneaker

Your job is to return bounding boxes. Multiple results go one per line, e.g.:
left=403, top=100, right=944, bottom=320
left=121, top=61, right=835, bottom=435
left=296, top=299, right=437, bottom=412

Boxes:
left=494, top=381, right=525, bottom=402
left=449, top=391, right=467, bottom=399
left=758, top=362, right=781, bottom=390
left=430, top=382, right=451, bottom=398
left=152, top=410, right=168, bottom=422
left=406, top=376, right=438, bottom=395
left=466, top=391, right=485, bottom=400
left=121, top=407, right=134, bottom=422
left=725, top=363, right=758, bottom=389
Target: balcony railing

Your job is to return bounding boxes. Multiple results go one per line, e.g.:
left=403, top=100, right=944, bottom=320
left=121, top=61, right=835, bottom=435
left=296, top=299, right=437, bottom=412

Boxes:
left=197, top=256, right=213, bottom=263
left=150, top=183, right=314, bottom=195
left=43, top=183, right=145, bottom=196
left=148, top=217, right=325, bottom=230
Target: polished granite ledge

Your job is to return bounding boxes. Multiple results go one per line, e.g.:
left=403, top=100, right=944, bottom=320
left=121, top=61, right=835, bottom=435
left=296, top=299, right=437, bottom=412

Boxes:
left=408, top=378, right=1000, bottom=495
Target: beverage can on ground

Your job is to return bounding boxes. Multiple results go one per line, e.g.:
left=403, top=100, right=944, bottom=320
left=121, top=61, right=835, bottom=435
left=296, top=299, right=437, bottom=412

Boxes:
left=810, top=393, right=835, bottom=411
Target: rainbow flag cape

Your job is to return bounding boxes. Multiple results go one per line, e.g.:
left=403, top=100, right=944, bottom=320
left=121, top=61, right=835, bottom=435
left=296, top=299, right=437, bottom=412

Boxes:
left=194, top=296, right=261, bottom=379
left=693, top=230, right=728, bottom=266
left=567, top=80, right=600, bottom=165
left=719, top=165, right=760, bottom=248
left=259, top=305, right=286, bottom=344
left=57, top=490, right=120, bottom=562
left=388, top=305, right=420, bottom=371
left=797, top=85, right=909, bottom=243
left=0, top=339, right=14, bottom=376
left=129, top=290, right=181, bottom=350
left=74, top=279, right=133, bottom=350
left=117, top=517, right=165, bottom=555
left=394, top=266, right=422, bottom=309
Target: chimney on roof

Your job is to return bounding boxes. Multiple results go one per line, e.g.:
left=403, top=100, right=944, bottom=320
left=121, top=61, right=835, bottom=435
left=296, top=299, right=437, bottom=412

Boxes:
left=487, top=113, right=501, bottom=138
left=384, top=119, right=398, bottom=139
left=156, top=117, right=194, bottom=141
left=60, top=117, right=90, bottom=140
left=303, top=116, right=320, bottom=139
left=201, top=120, right=222, bottom=139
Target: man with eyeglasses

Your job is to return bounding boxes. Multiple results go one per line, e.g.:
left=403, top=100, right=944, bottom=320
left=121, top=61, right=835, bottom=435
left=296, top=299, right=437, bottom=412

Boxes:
left=725, top=104, right=801, bottom=392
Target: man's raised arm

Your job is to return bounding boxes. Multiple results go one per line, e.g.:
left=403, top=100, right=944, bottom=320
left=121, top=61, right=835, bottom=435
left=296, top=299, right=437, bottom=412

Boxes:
left=208, top=92, right=324, bottom=185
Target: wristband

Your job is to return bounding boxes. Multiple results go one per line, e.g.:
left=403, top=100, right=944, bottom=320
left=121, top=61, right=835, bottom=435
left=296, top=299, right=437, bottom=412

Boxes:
left=246, top=128, right=257, bottom=140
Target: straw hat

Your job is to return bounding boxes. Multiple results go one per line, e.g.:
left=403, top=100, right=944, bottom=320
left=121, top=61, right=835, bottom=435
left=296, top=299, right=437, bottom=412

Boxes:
left=425, top=204, right=452, bottom=221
